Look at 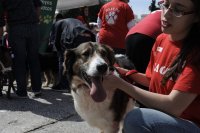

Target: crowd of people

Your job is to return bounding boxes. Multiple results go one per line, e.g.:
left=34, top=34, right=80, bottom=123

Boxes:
left=0, top=0, right=200, bottom=132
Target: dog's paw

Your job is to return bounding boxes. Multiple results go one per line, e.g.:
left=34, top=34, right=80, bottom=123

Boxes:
left=42, top=82, right=49, bottom=87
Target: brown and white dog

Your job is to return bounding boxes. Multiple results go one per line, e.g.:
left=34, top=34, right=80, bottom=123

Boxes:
left=63, top=42, right=135, bottom=133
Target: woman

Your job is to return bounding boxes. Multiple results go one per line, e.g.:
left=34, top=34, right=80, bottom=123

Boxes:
left=97, top=0, right=134, bottom=54
left=103, top=0, right=200, bottom=132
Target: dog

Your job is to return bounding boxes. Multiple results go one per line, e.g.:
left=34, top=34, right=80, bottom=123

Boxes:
left=0, top=45, right=15, bottom=98
left=39, top=52, right=59, bottom=87
left=63, top=42, right=135, bottom=133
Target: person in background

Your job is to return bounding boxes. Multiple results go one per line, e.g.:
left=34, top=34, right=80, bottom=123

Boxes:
left=97, top=0, right=135, bottom=54
left=51, top=18, right=95, bottom=91
left=126, top=10, right=162, bottom=74
left=0, top=0, right=42, bottom=98
left=103, top=0, right=200, bottom=132
left=76, top=6, right=90, bottom=29
left=48, top=13, right=64, bottom=52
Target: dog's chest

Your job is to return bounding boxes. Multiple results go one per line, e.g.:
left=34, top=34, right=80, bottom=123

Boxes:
left=72, top=85, right=114, bottom=111
left=71, top=83, right=115, bottom=123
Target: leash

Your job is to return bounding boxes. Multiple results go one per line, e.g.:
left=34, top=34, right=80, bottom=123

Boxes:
left=0, top=61, right=12, bottom=73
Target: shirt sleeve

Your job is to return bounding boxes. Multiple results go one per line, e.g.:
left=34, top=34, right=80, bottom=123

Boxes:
left=173, top=65, right=200, bottom=94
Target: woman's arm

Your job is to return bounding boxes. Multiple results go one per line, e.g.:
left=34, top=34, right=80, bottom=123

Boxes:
left=128, top=72, right=150, bottom=87
left=103, top=74, right=197, bottom=117
left=117, top=67, right=150, bottom=87
left=97, top=17, right=102, bottom=29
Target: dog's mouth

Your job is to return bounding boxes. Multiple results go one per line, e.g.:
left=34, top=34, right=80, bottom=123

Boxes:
left=82, top=72, right=106, bottom=102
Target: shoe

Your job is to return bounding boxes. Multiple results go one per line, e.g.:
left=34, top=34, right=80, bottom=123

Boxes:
left=29, top=91, right=42, bottom=98
left=12, top=92, right=28, bottom=99
left=51, top=85, right=70, bottom=93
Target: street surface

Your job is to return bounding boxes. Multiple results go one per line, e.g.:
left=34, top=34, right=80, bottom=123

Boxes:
left=0, top=86, right=98, bottom=133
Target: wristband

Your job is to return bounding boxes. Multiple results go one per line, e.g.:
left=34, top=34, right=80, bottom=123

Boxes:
left=125, top=69, right=138, bottom=77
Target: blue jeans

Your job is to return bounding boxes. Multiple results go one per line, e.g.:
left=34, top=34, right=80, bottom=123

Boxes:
left=124, top=108, right=200, bottom=133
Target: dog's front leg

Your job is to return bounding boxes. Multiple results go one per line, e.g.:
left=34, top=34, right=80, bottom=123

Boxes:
left=43, top=71, right=51, bottom=87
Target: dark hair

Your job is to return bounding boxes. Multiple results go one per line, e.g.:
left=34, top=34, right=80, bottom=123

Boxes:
left=161, top=0, right=200, bottom=86
left=79, top=6, right=91, bottom=29
left=55, top=13, right=63, bottom=21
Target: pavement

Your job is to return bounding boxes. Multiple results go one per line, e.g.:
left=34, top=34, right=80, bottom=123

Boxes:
left=0, top=86, right=99, bottom=133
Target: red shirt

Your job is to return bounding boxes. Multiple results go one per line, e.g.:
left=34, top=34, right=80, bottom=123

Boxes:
left=126, top=10, right=162, bottom=39
left=98, top=0, right=134, bottom=49
left=146, top=33, right=200, bottom=127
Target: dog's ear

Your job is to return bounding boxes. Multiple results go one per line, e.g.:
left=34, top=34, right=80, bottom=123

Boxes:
left=63, top=49, right=76, bottom=80
left=102, top=44, right=116, bottom=65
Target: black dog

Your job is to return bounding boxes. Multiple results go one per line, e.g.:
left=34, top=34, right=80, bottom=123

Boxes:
left=0, top=46, right=15, bottom=98
left=39, top=52, right=59, bottom=87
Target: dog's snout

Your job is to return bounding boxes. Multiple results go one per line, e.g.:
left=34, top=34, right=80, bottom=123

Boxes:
left=97, top=64, right=108, bottom=73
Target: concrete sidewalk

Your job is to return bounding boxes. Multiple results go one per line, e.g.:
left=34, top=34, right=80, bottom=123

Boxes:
left=0, top=87, right=98, bottom=133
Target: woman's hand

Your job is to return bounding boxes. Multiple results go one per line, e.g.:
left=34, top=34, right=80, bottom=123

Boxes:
left=115, top=67, right=129, bottom=76
left=103, top=73, right=124, bottom=90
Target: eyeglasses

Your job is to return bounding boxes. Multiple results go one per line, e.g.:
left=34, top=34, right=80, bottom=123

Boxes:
left=159, top=3, right=194, bottom=18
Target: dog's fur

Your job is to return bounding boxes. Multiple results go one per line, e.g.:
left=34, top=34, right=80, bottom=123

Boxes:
left=63, top=42, right=135, bottom=133
left=39, top=52, right=59, bottom=87
left=0, top=46, right=15, bottom=98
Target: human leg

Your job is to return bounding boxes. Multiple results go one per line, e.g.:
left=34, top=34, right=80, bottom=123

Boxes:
left=9, top=26, right=28, bottom=96
left=59, top=50, right=68, bottom=88
left=27, top=24, right=41, bottom=93
left=124, top=108, right=200, bottom=133
left=52, top=50, right=70, bottom=92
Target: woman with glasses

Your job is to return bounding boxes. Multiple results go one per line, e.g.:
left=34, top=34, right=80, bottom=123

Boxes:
left=103, top=0, right=200, bottom=132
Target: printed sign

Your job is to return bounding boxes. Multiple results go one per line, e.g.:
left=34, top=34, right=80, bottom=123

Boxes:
left=39, top=0, right=58, bottom=53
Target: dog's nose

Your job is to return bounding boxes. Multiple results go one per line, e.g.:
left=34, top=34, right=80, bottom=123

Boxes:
left=97, top=64, right=108, bottom=73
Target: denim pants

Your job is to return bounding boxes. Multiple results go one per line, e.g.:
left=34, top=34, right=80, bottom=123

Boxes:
left=9, top=24, right=41, bottom=95
left=124, top=108, right=200, bottom=133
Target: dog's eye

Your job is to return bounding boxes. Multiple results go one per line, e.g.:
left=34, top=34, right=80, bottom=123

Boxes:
left=82, top=50, right=90, bottom=57
left=100, top=51, right=107, bottom=57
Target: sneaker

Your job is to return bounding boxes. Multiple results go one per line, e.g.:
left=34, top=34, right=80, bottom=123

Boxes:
left=29, top=91, right=42, bottom=98
left=12, top=92, right=28, bottom=99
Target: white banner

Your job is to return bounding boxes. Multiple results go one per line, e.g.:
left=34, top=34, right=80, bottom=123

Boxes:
left=57, top=0, right=99, bottom=10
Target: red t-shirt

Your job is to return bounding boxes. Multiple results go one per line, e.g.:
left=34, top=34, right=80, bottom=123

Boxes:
left=98, top=0, right=134, bottom=49
left=146, top=33, right=200, bottom=127
left=126, top=10, right=162, bottom=39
